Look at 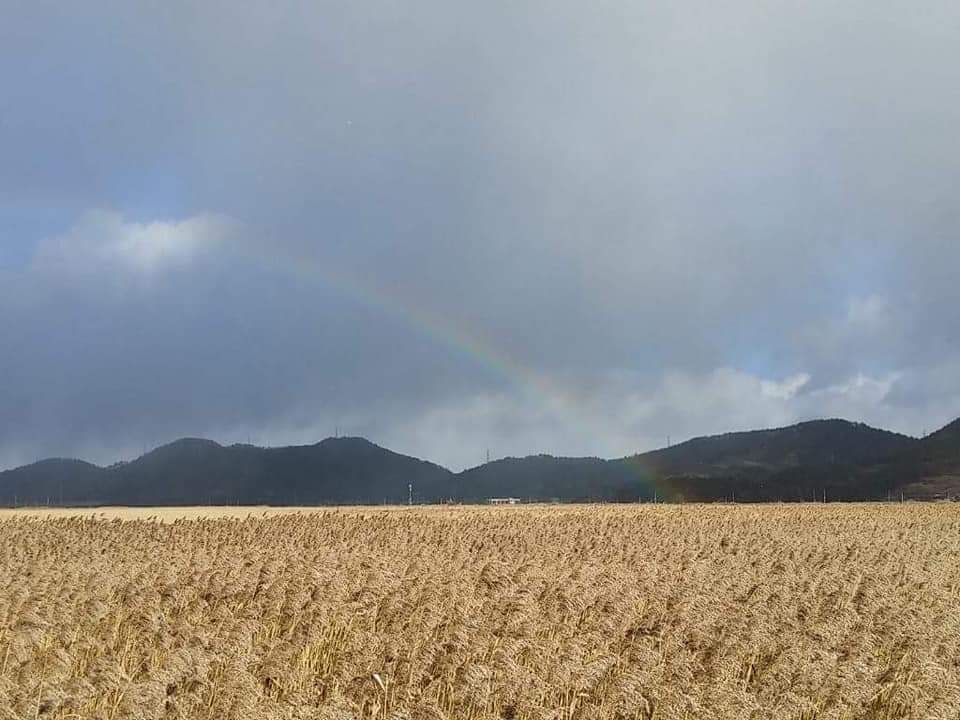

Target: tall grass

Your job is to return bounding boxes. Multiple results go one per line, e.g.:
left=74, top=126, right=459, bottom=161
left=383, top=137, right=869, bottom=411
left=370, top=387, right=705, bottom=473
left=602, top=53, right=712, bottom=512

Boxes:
left=0, top=504, right=958, bottom=719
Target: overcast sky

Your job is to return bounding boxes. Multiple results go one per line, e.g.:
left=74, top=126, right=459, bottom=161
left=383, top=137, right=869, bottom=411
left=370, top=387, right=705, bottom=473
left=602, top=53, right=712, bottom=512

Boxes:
left=2, top=1, right=959, bottom=471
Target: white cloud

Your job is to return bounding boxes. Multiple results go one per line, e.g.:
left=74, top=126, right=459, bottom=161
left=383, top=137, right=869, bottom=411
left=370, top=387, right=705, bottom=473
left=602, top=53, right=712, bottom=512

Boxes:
left=808, top=372, right=898, bottom=405
left=761, top=373, right=812, bottom=400
left=33, top=210, right=237, bottom=276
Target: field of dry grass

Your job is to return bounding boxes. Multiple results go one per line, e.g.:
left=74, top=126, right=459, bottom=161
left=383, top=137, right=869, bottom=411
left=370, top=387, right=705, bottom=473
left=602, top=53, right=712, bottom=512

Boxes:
left=0, top=506, right=330, bottom=522
left=1, top=504, right=958, bottom=719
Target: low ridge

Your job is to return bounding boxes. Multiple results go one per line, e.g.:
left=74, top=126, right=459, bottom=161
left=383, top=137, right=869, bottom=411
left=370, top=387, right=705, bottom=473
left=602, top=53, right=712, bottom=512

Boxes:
left=0, top=417, right=956, bottom=506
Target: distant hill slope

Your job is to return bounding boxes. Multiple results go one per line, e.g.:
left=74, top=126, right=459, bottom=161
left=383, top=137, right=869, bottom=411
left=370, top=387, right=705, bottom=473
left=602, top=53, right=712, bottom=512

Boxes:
left=0, top=437, right=453, bottom=506
left=628, top=419, right=921, bottom=502
left=920, top=418, right=960, bottom=459
left=454, top=420, right=920, bottom=503
left=454, top=455, right=656, bottom=503
left=635, top=419, right=917, bottom=472
left=1, top=417, right=957, bottom=505
left=0, top=459, right=114, bottom=506
left=916, top=419, right=960, bottom=496
left=865, top=418, right=960, bottom=500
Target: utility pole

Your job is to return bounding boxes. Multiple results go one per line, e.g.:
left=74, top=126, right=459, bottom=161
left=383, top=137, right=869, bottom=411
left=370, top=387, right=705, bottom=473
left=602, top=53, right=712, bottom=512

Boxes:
left=408, top=483, right=413, bottom=506
left=486, top=448, right=490, bottom=464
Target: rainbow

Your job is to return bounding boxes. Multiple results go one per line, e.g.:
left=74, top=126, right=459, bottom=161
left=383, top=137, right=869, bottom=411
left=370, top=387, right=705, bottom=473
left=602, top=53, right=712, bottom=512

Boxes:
left=244, top=243, right=583, bottom=420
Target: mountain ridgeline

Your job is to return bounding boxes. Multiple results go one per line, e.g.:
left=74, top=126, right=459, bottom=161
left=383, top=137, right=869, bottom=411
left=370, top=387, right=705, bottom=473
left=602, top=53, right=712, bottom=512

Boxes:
left=1, top=418, right=958, bottom=506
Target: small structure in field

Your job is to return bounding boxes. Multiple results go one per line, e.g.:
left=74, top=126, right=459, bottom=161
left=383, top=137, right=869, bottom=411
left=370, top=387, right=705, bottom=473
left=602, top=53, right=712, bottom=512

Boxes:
left=488, top=497, right=521, bottom=505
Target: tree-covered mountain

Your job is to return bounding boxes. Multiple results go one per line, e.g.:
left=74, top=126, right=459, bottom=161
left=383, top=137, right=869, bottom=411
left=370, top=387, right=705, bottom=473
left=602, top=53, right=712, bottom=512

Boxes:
left=0, top=459, right=113, bottom=506
left=626, top=419, right=921, bottom=502
left=0, top=437, right=452, bottom=506
left=860, top=418, right=960, bottom=500
left=1, top=418, right=958, bottom=506
left=453, top=455, right=657, bottom=503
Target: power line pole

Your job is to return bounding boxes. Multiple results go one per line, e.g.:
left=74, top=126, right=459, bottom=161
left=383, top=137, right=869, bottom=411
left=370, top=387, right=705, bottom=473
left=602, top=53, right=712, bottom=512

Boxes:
left=408, top=483, right=413, bottom=506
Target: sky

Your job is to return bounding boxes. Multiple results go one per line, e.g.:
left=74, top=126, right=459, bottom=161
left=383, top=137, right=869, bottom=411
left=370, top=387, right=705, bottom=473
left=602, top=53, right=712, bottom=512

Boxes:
left=2, top=1, right=960, bottom=471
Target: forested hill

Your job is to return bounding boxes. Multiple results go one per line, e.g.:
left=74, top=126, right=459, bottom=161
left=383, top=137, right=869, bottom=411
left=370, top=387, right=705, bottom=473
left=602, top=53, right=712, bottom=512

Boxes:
left=0, top=438, right=453, bottom=506
left=1, top=418, right=958, bottom=505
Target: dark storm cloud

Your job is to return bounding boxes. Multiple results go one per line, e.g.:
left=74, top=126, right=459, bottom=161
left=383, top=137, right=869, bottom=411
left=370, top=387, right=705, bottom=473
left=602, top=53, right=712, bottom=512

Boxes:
left=2, top=1, right=960, bottom=470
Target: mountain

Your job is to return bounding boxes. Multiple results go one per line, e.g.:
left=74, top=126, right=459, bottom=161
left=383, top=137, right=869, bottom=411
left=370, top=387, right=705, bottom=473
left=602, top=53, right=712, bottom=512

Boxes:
left=627, top=419, right=921, bottom=502
left=863, top=418, right=960, bottom=500
left=1, top=417, right=957, bottom=506
left=915, top=419, right=960, bottom=496
left=454, top=455, right=656, bottom=503
left=920, top=417, right=960, bottom=458
left=451, top=420, right=921, bottom=504
left=634, top=419, right=916, bottom=471
left=0, top=437, right=452, bottom=506
left=0, top=459, right=113, bottom=506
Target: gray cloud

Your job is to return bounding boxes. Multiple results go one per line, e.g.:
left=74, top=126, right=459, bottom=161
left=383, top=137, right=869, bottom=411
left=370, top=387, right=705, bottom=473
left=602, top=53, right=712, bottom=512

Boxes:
left=1, top=1, right=959, bottom=470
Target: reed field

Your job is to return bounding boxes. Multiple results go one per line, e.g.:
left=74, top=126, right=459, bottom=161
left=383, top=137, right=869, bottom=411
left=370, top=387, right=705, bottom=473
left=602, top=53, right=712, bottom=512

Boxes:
left=1, top=504, right=958, bottom=720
